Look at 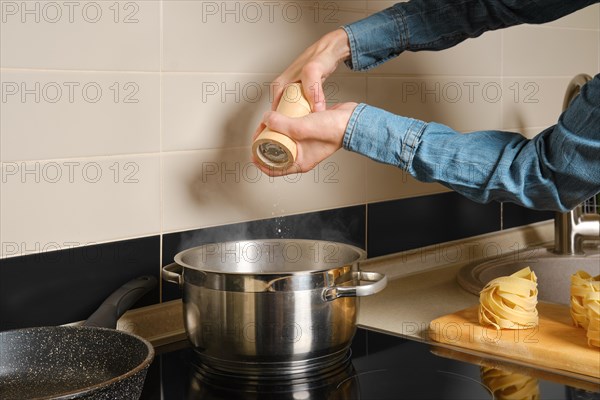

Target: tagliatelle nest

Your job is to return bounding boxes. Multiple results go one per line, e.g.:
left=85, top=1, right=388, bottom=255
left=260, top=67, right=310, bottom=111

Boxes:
left=585, top=281, right=600, bottom=348
left=569, top=270, right=600, bottom=348
left=480, top=366, right=540, bottom=400
left=570, top=270, right=599, bottom=329
left=479, top=267, right=539, bottom=330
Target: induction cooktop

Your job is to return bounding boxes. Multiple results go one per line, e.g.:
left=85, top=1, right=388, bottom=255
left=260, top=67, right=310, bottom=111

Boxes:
left=139, top=329, right=599, bottom=400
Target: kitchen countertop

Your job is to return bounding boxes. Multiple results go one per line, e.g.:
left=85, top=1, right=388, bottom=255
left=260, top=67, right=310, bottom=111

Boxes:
left=357, top=261, right=477, bottom=340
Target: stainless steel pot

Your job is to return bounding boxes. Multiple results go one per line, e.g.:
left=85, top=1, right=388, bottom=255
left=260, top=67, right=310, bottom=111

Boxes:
left=162, top=239, right=387, bottom=375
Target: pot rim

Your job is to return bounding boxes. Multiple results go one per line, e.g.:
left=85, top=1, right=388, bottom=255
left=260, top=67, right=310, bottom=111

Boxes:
left=173, top=239, right=367, bottom=275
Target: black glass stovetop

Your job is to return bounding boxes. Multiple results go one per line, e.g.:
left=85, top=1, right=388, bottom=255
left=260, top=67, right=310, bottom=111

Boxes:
left=139, top=329, right=599, bottom=400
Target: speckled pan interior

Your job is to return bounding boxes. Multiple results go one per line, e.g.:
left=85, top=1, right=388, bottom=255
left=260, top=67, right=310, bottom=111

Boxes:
left=0, top=326, right=154, bottom=400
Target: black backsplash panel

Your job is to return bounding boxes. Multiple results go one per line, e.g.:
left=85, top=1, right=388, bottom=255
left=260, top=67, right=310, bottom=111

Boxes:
left=0, top=236, right=160, bottom=331
left=161, top=205, right=366, bottom=302
left=502, top=202, right=554, bottom=230
left=367, top=192, right=501, bottom=258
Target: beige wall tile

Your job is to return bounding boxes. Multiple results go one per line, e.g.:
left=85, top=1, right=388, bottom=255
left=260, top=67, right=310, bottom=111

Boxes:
left=502, top=126, right=562, bottom=140
left=517, top=126, right=549, bottom=140
left=0, top=155, right=160, bottom=258
left=503, top=26, right=598, bottom=76
left=369, top=30, right=502, bottom=77
left=1, top=70, right=160, bottom=161
left=366, top=1, right=399, bottom=12
left=366, top=1, right=500, bottom=76
left=367, top=76, right=503, bottom=132
left=502, top=77, right=571, bottom=131
left=315, top=0, right=366, bottom=12
left=367, top=0, right=504, bottom=76
left=162, top=148, right=365, bottom=232
left=366, top=159, right=449, bottom=203
left=162, top=73, right=272, bottom=152
left=326, top=73, right=368, bottom=105
left=162, top=73, right=366, bottom=151
left=0, top=1, right=160, bottom=70
left=163, top=1, right=364, bottom=72
left=544, top=3, right=599, bottom=29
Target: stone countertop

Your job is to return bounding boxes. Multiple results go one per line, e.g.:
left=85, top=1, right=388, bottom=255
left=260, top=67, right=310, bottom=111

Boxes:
left=357, top=262, right=478, bottom=341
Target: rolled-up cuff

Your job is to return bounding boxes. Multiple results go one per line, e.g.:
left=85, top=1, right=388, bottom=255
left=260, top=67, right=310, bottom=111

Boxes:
left=343, top=103, right=426, bottom=170
left=342, top=6, right=407, bottom=71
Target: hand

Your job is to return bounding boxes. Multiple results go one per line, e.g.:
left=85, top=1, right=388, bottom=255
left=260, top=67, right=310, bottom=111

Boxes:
left=252, top=102, right=358, bottom=177
left=271, top=29, right=351, bottom=112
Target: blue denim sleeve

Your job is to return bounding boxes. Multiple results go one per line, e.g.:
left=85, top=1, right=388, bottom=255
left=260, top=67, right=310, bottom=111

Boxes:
left=342, top=0, right=598, bottom=71
left=344, top=74, right=600, bottom=212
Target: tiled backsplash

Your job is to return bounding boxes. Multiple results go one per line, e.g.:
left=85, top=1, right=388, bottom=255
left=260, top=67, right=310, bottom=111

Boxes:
left=1, top=1, right=598, bottom=329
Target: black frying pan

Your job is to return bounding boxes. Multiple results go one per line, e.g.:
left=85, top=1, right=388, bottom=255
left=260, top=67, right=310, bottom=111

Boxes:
left=0, top=276, right=157, bottom=400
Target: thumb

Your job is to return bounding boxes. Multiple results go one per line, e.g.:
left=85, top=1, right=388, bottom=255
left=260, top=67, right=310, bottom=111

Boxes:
left=262, top=111, right=299, bottom=139
left=301, top=77, right=326, bottom=113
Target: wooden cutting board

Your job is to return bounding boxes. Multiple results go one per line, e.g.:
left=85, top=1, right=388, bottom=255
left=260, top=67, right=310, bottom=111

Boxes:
left=429, top=302, right=600, bottom=378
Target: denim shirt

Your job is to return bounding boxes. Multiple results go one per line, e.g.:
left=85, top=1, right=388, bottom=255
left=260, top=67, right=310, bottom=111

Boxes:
left=342, top=0, right=600, bottom=211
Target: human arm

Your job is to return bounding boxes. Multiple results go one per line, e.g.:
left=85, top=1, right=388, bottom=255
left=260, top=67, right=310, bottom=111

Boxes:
left=344, top=0, right=598, bottom=71
left=344, top=74, right=600, bottom=211
left=339, top=0, right=599, bottom=211
left=258, top=0, right=600, bottom=210
left=259, top=74, right=599, bottom=211
left=271, top=0, right=598, bottom=110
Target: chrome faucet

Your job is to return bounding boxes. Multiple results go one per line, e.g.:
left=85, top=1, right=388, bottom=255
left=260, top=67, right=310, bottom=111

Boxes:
left=553, top=74, right=600, bottom=255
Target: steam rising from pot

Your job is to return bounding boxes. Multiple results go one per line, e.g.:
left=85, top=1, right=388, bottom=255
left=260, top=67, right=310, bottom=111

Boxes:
left=176, top=209, right=362, bottom=255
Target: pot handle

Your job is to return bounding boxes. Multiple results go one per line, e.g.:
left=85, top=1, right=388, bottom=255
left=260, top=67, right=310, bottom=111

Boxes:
left=83, top=275, right=157, bottom=329
left=162, top=263, right=183, bottom=287
left=322, top=271, right=388, bottom=302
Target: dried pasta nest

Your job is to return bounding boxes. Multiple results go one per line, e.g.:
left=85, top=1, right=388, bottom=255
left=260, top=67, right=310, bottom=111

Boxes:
left=479, top=267, right=538, bottom=330
left=570, top=270, right=599, bottom=329
left=585, top=281, right=600, bottom=348
left=570, top=270, right=600, bottom=348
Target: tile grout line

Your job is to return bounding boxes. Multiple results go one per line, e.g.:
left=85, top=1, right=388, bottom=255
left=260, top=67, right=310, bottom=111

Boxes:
left=0, top=146, right=263, bottom=169
left=1, top=152, right=165, bottom=165
left=364, top=203, right=369, bottom=255
left=1, top=67, right=587, bottom=80
left=159, top=0, right=164, bottom=303
left=363, top=28, right=369, bottom=254
left=500, top=28, right=505, bottom=231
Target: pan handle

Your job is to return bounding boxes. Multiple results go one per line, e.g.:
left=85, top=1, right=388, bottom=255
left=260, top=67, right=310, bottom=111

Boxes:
left=83, top=275, right=157, bottom=329
left=162, top=263, right=183, bottom=287
left=322, top=271, right=387, bottom=302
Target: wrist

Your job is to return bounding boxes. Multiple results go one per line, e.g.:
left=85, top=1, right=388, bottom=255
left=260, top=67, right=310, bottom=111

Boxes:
left=325, top=28, right=351, bottom=63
